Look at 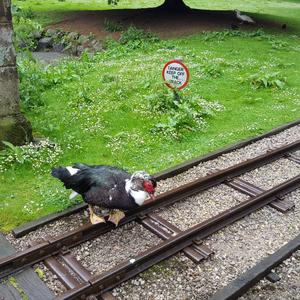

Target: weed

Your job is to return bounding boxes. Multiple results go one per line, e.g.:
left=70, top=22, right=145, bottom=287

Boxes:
left=18, top=56, right=84, bottom=110
left=34, top=267, right=45, bottom=279
left=108, top=0, right=119, bottom=4
left=104, top=19, right=124, bottom=32
left=199, top=63, right=223, bottom=78
left=203, top=29, right=269, bottom=42
left=243, top=71, right=287, bottom=89
left=151, top=91, right=224, bottom=139
left=102, top=74, right=117, bottom=83
left=269, top=40, right=289, bottom=50
left=13, top=17, right=42, bottom=51
left=12, top=5, right=35, bottom=19
left=0, top=139, right=63, bottom=173
left=119, top=26, right=159, bottom=49
left=12, top=5, right=42, bottom=51
left=9, top=277, right=29, bottom=300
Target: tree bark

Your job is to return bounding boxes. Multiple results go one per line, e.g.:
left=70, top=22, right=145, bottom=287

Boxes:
left=0, top=0, right=32, bottom=149
left=159, top=0, right=190, bottom=12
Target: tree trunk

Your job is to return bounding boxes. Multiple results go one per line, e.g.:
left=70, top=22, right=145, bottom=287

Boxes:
left=159, top=0, right=190, bottom=12
left=0, top=0, right=32, bottom=149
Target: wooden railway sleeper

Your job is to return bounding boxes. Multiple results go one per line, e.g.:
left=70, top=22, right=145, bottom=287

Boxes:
left=138, top=213, right=213, bottom=263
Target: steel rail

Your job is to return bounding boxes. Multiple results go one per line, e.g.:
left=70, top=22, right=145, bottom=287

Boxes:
left=209, top=233, right=300, bottom=300
left=0, top=141, right=299, bottom=280
left=55, top=175, right=300, bottom=300
left=12, top=119, right=300, bottom=238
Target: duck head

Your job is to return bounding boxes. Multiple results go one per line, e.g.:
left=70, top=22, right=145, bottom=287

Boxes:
left=125, top=171, right=157, bottom=206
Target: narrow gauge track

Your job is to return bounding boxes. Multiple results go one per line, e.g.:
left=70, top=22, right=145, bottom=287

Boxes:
left=0, top=140, right=300, bottom=299
left=12, top=118, right=300, bottom=238
left=56, top=175, right=300, bottom=300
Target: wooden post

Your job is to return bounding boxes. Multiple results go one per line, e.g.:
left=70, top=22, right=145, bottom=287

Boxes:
left=0, top=0, right=32, bottom=149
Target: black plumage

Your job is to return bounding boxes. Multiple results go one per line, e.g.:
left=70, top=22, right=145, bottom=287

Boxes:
left=51, top=164, right=151, bottom=210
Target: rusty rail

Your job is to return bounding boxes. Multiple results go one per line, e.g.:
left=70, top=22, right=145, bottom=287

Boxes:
left=0, top=141, right=299, bottom=280
left=55, top=174, right=300, bottom=299
left=12, top=119, right=300, bottom=238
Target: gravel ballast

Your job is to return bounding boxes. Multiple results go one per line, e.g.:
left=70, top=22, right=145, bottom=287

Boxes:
left=157, top=125, right=300, bottom=194
left=240, top=250, right=300, bottom=300
left=113, top=188, right=300, bottom=299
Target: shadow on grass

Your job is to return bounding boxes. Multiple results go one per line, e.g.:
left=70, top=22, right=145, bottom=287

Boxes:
left=48, top=6, right=290, bottom=39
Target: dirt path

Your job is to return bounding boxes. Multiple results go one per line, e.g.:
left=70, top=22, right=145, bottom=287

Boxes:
left=48, top=8, right=263, bottom=39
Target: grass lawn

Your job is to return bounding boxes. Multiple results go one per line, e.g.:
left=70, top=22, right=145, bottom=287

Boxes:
left=1, top=1, right=299, bottom=232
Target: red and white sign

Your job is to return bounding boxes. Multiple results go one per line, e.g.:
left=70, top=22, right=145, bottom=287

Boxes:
left=162, top=60, right=189, bottom=90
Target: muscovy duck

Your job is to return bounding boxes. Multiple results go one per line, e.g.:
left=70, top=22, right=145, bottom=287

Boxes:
left=234, top=10, right=255, bottom=24
left=51, top=163, right=156, bottom=226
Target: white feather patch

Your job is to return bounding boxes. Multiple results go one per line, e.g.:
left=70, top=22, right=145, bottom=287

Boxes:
left=69, top=190, right=79, bottom=199
left=130, top=190, right=147, bottom=206
left=125, top=179, right=130, bottom=193
left=66, top=166, right=79, bottom=176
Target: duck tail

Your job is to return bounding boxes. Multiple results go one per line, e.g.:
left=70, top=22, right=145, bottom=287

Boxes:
left=51, top=167, right=71, bottom=181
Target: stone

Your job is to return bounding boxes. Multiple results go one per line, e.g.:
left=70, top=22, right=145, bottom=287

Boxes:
left=91, top=41, right=103, bottom=52
left=30, top=30, right=42, bottom=40
left=38, top=37, right=53, bottom=50
left=0, top=23, right=15, bottom=66
left=0, top=114, right=32, bottom=149
left=45, top=28, right=57, bottom=37
left=76, top=45, right=85, bottom=55
left=53, top=43, right=64, bottom=52
left=68, top=32, right=79, bottom=40
left=78, top=35, right=90, bottom=44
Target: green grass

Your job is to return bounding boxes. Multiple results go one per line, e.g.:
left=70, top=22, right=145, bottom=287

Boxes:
left=2, top=0, right=300, bottom=232
left=187, top=0, right=300, bottom=32
left=13, top=0, right=163, bottom=25
left=1, top=27, right=299, bottom=232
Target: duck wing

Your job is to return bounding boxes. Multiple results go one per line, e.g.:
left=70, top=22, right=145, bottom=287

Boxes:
left=83, top=179, right=136, bottom=210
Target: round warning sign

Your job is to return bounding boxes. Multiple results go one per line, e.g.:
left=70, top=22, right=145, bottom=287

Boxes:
left=162, top=60, right=189, bottom=90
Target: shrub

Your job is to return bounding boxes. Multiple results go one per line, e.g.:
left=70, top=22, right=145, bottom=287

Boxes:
left=18, top=56, right=83, bottom=110
left=13, top=17, right=42, bottom=51
left=151, top=91, right=224, bottom=139
left=243, top=71, right=287, bottom=89
left=119, top=26, right=159, bottom=49
left=199, top=64, right=223, bottom=78
left=12, top=5, right=42, bottom=51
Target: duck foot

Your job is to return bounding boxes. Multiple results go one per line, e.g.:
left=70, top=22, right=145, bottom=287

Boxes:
left=89, top=205, right=106, bottom=225
left=90, top=214, right=106, bottom=225
left=108, top=210, right=125, bottom=226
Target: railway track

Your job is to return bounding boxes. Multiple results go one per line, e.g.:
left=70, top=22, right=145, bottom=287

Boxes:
left=12, top=118, right=300, bottom=238
left=1, top=134, right=300, bottom=299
